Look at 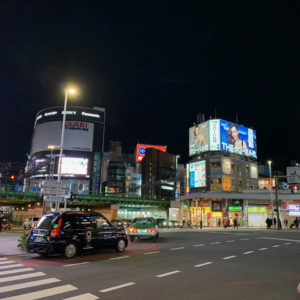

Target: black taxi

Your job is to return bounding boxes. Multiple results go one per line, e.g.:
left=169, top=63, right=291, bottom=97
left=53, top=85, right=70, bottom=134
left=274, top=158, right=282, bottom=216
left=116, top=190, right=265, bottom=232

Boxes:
left=27, top=210, right=128, bottom=258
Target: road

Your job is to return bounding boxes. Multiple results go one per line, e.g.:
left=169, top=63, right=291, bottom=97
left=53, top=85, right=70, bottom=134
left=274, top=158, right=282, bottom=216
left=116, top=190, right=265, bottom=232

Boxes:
left=0, top=229, right=300, bottom=299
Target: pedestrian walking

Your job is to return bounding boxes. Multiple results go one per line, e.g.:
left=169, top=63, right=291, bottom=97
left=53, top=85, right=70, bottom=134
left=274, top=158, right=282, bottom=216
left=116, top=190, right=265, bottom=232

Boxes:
left=200, top=220, right=203, bottom=229
left=218, top=218, right=221, bottom=227
left=284, top=218, right=288, bottom=229
left=295, top=218, right=299, bottom=229
left=0, top=218, right=2, bottom=233
left=273, top=218, right=277, bottom=227
left=266, top=217, right=270, bottom=229
left=278, top=218, right=282, bottom=230
left=233, top=218, right=238, bottom=229
left=223, top=218, right=227, bottom=229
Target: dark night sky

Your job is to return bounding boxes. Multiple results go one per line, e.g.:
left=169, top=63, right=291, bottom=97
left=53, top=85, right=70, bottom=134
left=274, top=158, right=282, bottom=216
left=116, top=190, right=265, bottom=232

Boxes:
left=0, top=1, right=297, bottom=171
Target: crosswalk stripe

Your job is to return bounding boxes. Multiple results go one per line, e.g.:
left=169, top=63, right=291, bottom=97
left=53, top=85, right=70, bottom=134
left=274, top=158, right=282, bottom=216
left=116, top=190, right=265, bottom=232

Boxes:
left=0, top=278, right=60, bottom=293
left=0, top=272, right=45, bottom=283
left=0, top=264, right=23, bottom=270
left=63, top=293, right=99, bottom=300
left=0, top=284, right=77, bottom=300
left=0, top=267, right=34, bottom=276
left=0, top=261, right=15, bottom=265
left=0, top=258, right=8, bottom=261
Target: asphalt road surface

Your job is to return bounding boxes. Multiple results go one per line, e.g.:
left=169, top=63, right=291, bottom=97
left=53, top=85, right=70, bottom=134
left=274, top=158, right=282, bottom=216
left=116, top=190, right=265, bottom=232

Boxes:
left=0, top=229, right=300, bottom=300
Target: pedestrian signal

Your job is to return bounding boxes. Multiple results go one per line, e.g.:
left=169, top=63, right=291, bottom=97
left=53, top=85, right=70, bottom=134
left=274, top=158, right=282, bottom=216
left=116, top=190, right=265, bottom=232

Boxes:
left=292, top=185, right=299, bottom=193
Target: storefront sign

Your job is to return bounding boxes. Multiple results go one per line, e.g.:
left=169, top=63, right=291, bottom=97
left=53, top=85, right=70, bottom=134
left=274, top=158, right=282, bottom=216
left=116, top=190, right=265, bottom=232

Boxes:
left=228, top=206, right=242, bottom=212
left=211, top=201, right=222, bottom=212
left=248, top=207, right=266, bottom=213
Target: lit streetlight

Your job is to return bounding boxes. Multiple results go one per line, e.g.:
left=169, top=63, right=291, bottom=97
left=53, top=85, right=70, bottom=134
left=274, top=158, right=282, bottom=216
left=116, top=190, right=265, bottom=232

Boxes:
left=57, top=88, right=76, bottom=182
left=268, top=160, right=275, bottom=228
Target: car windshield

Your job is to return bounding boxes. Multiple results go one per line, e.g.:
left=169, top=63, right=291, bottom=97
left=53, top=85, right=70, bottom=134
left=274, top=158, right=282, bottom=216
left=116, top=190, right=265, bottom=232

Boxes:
left=36, top=214, right=59, bottom=229
left=132, top=218, right=155, bottom=225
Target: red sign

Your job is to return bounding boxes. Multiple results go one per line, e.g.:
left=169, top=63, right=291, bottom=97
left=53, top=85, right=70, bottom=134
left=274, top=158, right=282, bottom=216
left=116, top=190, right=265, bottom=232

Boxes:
left=136, top=144, right=167, bottom=162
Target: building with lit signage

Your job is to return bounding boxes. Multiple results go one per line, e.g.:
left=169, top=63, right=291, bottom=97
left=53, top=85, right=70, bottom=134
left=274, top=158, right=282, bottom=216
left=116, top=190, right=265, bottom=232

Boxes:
left=25, top=106, right=105, bottom=195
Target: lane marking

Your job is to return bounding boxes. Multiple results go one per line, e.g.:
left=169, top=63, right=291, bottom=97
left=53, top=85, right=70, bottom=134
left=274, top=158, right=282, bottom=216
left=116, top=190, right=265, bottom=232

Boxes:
left=284, top=242, right=291, bottom=245
left=110, top=256, right=130, bottom=260
left=257, top=237, right=300, bottom=242
left=0, top=267, right=34, bottom=276
left=222, top=256, right=236, bottom=260
left=0, top=284, right=77, bottom=300
left=0, top=272, right=46, bottom=283
left=100, top=282, right=135, bottom=293
left=156, top=270, right=181, bottom=278
left=272, top=245, right=280, bottom=248
left=193, top=244, right=204, bottom=247
left=144, top=251, right=160, bottom=255
left=0, top=278, right=60, bottom=293
left=194, top=262, right=212, bottom=268
left=210, top=242, right=221, bottom=245
left=0, top=261, right=15, bottom=265
left=0, top=258, right=8, bottom=261
left=259, top=248, right=268, bottom=251
left=64, top=262, right=90, bottom=267
left=241, top=238, right=249, bottom=241
left=63, top=293, right=99, bottom=300
left=243, top=251, right=254, bottom=255
left=226, top=240, right=235, bottom=243
left=0, top=264, right=23, bottom=270
left=170, top=247, right=184, bottom=250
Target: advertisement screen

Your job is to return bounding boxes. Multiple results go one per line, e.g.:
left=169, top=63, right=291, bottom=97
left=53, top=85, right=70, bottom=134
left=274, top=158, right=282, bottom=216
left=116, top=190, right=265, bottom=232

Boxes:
left=189, top=121, right=209, bottom=156
left=61, top=157, right=88, bottom=175
left=136, top=144, right=167, bottom=162
left=220, top=120, right=257, bottom=158
left=31, top=121, right=94, bottom=154
left=189, top=160, right=206, bottom=188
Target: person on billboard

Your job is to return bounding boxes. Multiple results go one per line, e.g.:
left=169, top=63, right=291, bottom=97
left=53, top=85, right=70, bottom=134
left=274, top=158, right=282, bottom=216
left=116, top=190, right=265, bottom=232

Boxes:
left=227, top=124, right=248, bottom=152
left=194, top=125, right=207, bottom=149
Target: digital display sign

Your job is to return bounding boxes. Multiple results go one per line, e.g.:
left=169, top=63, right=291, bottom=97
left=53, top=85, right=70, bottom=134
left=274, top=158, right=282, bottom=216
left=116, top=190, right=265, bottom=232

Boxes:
left=61, top=157, right=88, bottom=175
left=136, top=144, right=167, bottom=162
left=189, top=119, right=257, bottom=159
left=189, top=160, right=206, bottom=188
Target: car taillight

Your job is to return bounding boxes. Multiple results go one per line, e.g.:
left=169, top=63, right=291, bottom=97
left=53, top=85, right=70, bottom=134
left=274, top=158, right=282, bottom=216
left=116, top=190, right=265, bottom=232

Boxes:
left=128, top=227, right=138, bottom=233
left=147, top=229, right=157, bottom=233
left=51, top=217, right=62, bottom=238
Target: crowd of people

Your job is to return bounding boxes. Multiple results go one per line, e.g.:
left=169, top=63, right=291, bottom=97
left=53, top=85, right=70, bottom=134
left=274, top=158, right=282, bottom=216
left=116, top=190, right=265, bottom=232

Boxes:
left=266, top=217, right=299, bottom=229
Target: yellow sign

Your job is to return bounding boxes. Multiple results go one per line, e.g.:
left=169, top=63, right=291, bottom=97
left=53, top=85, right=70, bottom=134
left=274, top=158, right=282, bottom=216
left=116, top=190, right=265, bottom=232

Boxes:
left=222, top=176, right=232, bottom=191
left=248, top=207, right=266, bottom=213
left=211, top=212, right=222, bottom=217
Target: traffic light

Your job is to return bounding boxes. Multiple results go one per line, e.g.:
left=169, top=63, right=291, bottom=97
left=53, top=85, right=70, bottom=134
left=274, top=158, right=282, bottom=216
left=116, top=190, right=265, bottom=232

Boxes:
left=291, top=184, right=299, bottom=193
left=10, top=175, right=16, bottom=180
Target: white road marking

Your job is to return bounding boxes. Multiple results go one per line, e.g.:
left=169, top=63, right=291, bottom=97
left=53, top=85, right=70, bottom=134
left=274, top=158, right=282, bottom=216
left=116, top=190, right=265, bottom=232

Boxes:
left=0, top=264, right=23, bottom=270
left=144, top=251, right=160, bottom=255
left=241, top=238, right=249, bottom=241
left=64, top=262, right=90, bottom=267
left=284, top=242, right=291, bottom=245
left=210, top=242, right=221, bottom=245
left=170, top=247, right=184, bottom=250
left=272, top=245, right=280, bottom=248
left=110, top=256, right=130, bottom=260
left=0, top=258, right=8, bottom=261
left=257, top=237, right=300, bottom=242
left=0, top=278, right=60, bottom=293
left=100, top=282, right=135, bottom=293
left=0, top=261, right=15, bottom=265
left=0, top=272, right=45, bottom=283
left=193, top=244, right=204, bottom=247
left=222, top=256, right=236, bottom=260
left=226, top=240, right=235, bottom=243
left=194, top=262, right=212, bottom=268
left=243, top=251, right=254, bottom=255
left=0, top=267, right=34, bottom=276
left=63, top=293, right=99, bottom=300
left=259, top=248, right=268, bottom=251
left=0, top=284, right=77, bottom=300
left=156, top=270, right=181, bottom=278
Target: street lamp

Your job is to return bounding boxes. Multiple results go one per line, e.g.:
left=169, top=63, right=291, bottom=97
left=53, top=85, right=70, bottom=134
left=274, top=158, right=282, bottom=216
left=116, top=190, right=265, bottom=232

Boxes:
left=57, top=88, right=76, bottom=182
left=268, top=160, right=275, bottom=228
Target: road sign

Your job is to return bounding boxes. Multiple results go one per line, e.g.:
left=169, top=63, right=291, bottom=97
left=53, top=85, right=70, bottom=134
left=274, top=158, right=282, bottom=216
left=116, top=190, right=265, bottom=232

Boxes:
left=43, top=195, right=65, bottom=202
left=41, top=181, right=69, bottom=196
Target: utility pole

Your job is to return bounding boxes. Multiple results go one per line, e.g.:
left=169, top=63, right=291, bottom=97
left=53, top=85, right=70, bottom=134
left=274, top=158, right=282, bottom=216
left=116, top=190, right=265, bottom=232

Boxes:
left=274, top=176, right=281, bottom=230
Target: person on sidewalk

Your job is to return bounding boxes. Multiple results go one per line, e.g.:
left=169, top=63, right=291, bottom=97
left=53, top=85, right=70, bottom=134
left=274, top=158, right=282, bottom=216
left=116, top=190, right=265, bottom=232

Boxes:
left=0, top=217, right=2, bottom=233
left=233, top=217, right=238, bottom=229
left=284, top=218, right=288, bottom=229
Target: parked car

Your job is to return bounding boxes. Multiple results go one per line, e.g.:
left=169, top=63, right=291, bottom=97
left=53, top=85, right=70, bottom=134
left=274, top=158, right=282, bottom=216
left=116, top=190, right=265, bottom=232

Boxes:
left=156, top=218, right=169, bottom=228
left=169, top=220, right=182, bottom=228
left=1, top=218, right=13, bottom=230
left=27, top=210, right=128, bottom=258
left=128, top=217, right=159, bottom=242
left=23, top=217, right=39, bottom=230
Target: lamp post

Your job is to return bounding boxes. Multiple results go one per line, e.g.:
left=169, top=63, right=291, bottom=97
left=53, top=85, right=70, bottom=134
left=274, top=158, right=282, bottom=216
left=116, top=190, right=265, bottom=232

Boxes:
left=268, top=160, right=275, bottom=229
left=57, top=88, right=76, bottom=182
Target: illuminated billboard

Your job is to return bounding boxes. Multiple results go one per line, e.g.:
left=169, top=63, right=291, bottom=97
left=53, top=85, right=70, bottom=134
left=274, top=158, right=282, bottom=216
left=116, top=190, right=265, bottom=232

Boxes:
left=189, top=119, right=257, bottom=159
left=189, top=160, right=206, bottom=188
left=31, top=121, right=94, bottom=154
left=136, top=144, right=167, bottom=162
left=61, top=157, right=88, bottom=175
left=220, top=120, right=257, bottom=158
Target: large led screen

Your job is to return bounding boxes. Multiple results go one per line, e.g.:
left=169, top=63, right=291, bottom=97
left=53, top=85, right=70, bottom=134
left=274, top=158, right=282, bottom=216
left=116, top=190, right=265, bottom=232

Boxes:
left=220, top=120, right=257, bottom=158
left=31, top=121, right=94, bottom=154
left=189, top=160, right=206, bottom=188
left=189, top=121, right=209, bottom=156
left=61, top=157, right=88, bottom=175
left=136, top=144, right=167, bottom=162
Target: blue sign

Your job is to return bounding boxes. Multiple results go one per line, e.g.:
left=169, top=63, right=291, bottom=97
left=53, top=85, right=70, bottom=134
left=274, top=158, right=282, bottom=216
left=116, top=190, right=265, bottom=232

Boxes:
left=220, top=120, right=257, bottom=158
left=139, top=147, right=145, bottom=155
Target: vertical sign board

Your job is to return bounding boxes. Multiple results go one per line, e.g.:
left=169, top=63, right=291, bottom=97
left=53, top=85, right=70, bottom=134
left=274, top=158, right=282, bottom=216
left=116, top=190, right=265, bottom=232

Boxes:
left=92, top=152, right=101, bottom=195
left=209, top=119, right=221, bottom=151
left=189, top=161, right=206, bottom=188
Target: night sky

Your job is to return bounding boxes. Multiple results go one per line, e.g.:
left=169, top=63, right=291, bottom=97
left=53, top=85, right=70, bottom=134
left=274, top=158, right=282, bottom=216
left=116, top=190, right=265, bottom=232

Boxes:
left=0, top=1, right=296, bottom=171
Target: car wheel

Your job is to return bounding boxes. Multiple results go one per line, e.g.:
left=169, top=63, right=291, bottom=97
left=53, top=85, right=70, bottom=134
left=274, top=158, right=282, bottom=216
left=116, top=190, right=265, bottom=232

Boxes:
left=130, top=237, right=135, bottom=242
left=116, top=239, right=126, bottom=252
left=38, top=252, right=48, bottom=257
left=64, top=242, right=78, bottom=259
left=152, top=234, right=159, bottom=242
